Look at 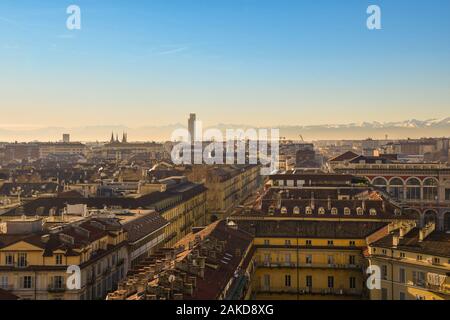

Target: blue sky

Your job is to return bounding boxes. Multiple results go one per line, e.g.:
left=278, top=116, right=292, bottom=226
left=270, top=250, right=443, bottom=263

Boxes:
left=0, top=0, right=449, bottom=128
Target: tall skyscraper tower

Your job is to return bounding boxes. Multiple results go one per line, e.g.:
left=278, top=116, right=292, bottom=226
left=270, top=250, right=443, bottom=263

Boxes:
left=188, top=113, right=196, bottom=143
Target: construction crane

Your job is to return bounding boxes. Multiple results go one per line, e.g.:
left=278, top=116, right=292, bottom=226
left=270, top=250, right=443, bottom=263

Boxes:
left=299, top=135, right=304, bottom=142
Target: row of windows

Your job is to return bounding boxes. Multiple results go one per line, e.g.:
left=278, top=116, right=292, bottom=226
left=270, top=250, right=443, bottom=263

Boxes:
left=0, top=275, right=65, bottom=290
left=263, top=274, right=358, bottom=289
left=263, top=239, right=356, bottom=247
left=373, top=248, right=449, bottom=265
left=274, top=206, right=378, bottom=216
left=262, top=253, right=358, bottom=265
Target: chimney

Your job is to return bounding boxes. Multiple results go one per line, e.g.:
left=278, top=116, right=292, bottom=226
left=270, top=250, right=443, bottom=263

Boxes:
left=419, top=222, right=435, bottom=242
left=392, top=234, right=399, bottom=248
left=362, top=199, right=366, bottom=211
left=399, top=222, right=415, bottom=239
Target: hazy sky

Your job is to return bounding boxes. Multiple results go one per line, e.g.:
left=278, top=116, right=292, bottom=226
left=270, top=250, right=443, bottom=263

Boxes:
left=1, top=0, right=449, bottom=128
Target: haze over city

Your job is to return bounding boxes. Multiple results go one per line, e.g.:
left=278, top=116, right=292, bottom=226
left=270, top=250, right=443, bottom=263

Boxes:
left=1, top=0, right=450, bottom=134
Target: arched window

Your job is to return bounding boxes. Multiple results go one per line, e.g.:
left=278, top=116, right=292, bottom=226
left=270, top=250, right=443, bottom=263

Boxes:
left=444, top=212, right=450, bottom=232
left=306, top=206, right=313, bottom=215
left=424, top=210, right=437, bottom=225
left=369, top=208, right=377, bottom=216
left=389, top=178, right=404, bottom=199
left=373, top=177, right=388, bottom=192
left=331, top=207, right=338, bottom=215
left=293, top=206, right=300, bottom=215
left=344, top=207, right=351, bottom=215
left=423, top=178, right=438, bottom=201
left=356, top=207, right=364, bottom=215
left=406, top=178, right=421, bottom=201
left=318, top=207, right=325, bottom=215
left=281, top=206, right=287, bottom=214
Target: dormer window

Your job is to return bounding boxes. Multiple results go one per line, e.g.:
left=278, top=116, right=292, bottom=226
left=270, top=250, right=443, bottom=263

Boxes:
left=306, top=206, right=313, bottom=215
left=293, top=206, right=300, bottom=214
left=281, top=206, right=287, bottom=214
left=268, top=206, right=275, bottom=214
left=344, top=207, right=351, bottom=215
left=331, top=207, right=338, bottom=215
left=369, top=208, right=377, bottom=216
left=318, top=207, right=325, bottom=215
left=356, top=207, right=363, bottom=215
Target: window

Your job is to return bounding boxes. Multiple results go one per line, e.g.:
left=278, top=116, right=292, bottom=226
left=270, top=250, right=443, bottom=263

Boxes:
left=349, top=277, right=356, bottom=289
left=263, top=253, right=271, bottom=263
left=389, top=178, right=404, bottom=199
left=349, top=255, right=356, bottom=265
left=306, top=255, right=312, bottom=264
left=55, top=254, right=63, bottom=265
left=331, top=207, right=338, bottom=215
left=433, top=257, right=441, bottom=265
left=285, top=253, right=291, bottom=264
left=293, top=206, right=300, bottom=214
left=413, top=271, right=425, bottom=287
left=349, top=240, right=356, bottom=247
left=52, top=276, right=64, bottom=289
left=327, top=240, right=334, bottom=246
left=318, top=207, right=325, bottom=215
left=327, top=276, right=334, bottom=288
left=97, top=262, right=102, bottom=275
left=369, top=208, right=377, bottom=216
left=18, top=253, right=27, bottom=268
left=0, top=276, right=8, bottom=289
left=400, top=252, right=406, bottom=258
left=305, top=206, right=312, bottom=215
left=399, top=268, right=406, bottom=284
left=406, top=178, right=421, bottom=201
left=327, top=255, right=334, bottom=265
left=285, top=240, right=291, bottom=246
left=356, top=207, right=363, bottom=215
left=285, top=275, right=291, bottom=287
left=264, top=239, right=270, bottom=245
left=381, top=288, right=388, bottom=300
left=382, top=249, right=387, bottom=255
left=373, top=178, right=387, bottom=191
left=381, top=265, right=388, bottom=280
left=263, top=274, right=271, bottom=289
left=305, top=240, right=312, bottom=246
left=21, top=276, right=33, bottom=289
left=344, top=207, right=351, bottom=215
left=281, top=206, right=287, bottom=214
left=306, top=275, right=312, bottom=288
left=423, top=178, right=438, bottom=201
left=417, top=255, right=422, bottom=261
left=5, top=253, right=14, bottom=266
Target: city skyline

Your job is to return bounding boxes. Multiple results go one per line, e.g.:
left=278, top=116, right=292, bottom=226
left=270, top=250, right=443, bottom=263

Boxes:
left=1, top=0, right=450, bottom=129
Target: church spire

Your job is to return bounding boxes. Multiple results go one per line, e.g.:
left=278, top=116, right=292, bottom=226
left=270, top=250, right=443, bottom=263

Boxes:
left=122, top=132, right=127, bottom=143
left=110, top=132, right=115, bottom=143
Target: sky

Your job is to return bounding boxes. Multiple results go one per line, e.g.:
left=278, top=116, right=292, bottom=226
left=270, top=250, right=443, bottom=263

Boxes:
left=1, top=0, right=450, bottom=130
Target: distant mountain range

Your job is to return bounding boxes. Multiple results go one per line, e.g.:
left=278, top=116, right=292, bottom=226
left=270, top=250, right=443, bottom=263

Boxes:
left=1, top=118, right=449, bottom=142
